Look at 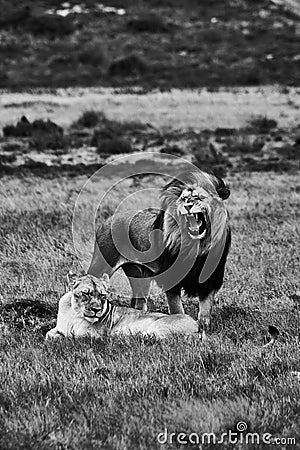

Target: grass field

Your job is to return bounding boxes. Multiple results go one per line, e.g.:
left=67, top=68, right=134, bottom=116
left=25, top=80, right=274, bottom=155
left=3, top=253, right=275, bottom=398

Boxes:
left=0, top=168, right=299, bottom=449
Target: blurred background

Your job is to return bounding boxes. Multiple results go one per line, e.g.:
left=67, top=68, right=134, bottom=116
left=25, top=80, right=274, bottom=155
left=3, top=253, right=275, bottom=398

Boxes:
left=0, top=0, right=299, bottom=89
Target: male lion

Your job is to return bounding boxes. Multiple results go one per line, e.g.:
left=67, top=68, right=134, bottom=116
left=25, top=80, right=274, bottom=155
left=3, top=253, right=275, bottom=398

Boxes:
left=46, top=273, right=198, bottom=340
left=88, top=170, right=231, bottom=336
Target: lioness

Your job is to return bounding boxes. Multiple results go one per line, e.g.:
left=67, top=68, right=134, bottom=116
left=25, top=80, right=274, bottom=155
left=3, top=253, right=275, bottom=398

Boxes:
left=46, top=273, right=198, bottom=340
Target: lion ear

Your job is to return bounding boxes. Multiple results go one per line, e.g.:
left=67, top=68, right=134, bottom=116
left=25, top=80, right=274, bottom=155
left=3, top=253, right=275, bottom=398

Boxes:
left=217, top=186, right=230, bottom=200
left=214, top=176, right=230, bottom=200
left=163, top=177, right=185, bottom=197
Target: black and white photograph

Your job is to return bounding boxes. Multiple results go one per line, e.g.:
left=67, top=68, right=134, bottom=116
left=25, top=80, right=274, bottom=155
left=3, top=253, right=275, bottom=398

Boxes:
left=0, top=0, right=299, bottom=449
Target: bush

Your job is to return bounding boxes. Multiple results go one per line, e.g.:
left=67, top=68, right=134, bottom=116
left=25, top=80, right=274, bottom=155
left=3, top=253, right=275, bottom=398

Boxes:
left=26, top=14, right=74, bottom=36
left=3, top=116, right=32, bottom=137
left=78, top=41, right=106, bottom=66
left=0, top=68, right=9, bottom=87
left=192, top=140, right=230, bottom=177
left=127, top=13, right=170, bottom=33
left=225, top=136, right=264, bottom=155
left=1, top=141, right=26, bottom=153
left=248, top=116, right=278, bottom=134
left=3, top=116, right=66, bottom=151
left=73, top=110, right=105, bottom=129
left=31, top=132, right=66, bottom=151
left=0, top=6, right=31, bottom=28
left=0, top=153, right=16, bottom=164
left=109, top=54, right=147, bottom=77
left=3, top=116, right=63, bottom=137
left=94, top=137, right=133, bottom=155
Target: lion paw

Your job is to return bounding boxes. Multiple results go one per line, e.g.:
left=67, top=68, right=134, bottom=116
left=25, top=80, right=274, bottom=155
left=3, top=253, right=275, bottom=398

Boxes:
left=198, top=316, right=210, bottom=340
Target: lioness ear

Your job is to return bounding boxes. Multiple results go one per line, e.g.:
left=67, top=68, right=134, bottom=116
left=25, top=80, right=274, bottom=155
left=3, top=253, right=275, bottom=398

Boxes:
left=67, top=271, right=78, bottom=288
left=214, top=176, right=230, bottom=200
left=102, top=273, right=110, bottom=283
left=101, top=273, right=110, bottom=288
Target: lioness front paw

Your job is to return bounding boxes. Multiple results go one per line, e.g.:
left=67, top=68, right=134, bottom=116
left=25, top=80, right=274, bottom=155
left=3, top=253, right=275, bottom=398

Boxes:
left=45, top=328, right=64, bottom=341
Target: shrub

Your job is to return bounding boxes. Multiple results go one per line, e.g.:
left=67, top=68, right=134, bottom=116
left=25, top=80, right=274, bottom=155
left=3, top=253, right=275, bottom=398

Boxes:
left=26, top=14, right=74, bottom=36
left=192, top=140, right=230, bottom=177
left=78, top=41, right=106, bottom=66
left=3, top=116, right=32, bottom=137
left=109, top=54, right=147, bottom=77
left=0, top=68, right=9, bottom=87
left=73, top=110, right=105, bottom=129
left=3, top=116, right=66, bottom=151
left=1, top=141, right=26, bottom=153
left=0, top=153, right=16, bottom=164
left=127, top=13, right=169, bottom=33
left=31, top=132, right=66, bottom=151
left=95, top=137, right=133, bottom=155
left=225, top=136, right=264, bottom=155
left=248, top=116, right=278, bottom=134
left=0, top=6, right=31, bottom=28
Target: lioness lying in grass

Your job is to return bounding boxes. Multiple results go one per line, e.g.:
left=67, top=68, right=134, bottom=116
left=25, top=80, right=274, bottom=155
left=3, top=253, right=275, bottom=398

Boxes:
left=46, top=273, right=198, bottom=340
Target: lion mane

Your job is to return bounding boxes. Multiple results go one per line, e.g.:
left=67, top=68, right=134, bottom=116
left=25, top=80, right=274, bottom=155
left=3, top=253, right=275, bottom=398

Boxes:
left=152, top=170, right=231, bottom=298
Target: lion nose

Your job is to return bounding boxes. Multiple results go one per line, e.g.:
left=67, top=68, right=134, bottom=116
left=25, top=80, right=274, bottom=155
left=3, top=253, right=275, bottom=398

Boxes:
left=185, top=203, right=193, bottom=212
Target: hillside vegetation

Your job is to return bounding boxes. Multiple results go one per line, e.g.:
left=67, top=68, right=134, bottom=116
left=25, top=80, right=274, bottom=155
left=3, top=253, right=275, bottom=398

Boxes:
left=0, top=0, right=299, bottom=88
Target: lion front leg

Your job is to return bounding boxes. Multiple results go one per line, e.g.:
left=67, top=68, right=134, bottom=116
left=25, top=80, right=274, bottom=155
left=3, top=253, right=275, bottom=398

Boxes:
left=123, top=264, right=151, bottom=312
left=166, top=289, right=184, bottom=314
left=197, top=292, right=215, bottom=340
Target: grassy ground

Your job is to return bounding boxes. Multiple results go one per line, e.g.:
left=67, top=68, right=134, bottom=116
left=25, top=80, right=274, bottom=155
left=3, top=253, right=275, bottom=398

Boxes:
left=0, top=170, right=299, bottom=449
left=0, top=0, right=300, bottom=89
left=1, top=87, right=300, bottom=130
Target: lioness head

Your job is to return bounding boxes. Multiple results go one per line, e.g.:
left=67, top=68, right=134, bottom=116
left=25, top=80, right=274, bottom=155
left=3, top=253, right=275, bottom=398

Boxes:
left=67, top=272, right=110, bottom=323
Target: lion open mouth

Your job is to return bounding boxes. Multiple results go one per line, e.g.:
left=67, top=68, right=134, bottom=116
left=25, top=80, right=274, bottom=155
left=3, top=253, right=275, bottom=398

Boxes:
left=185, top=212, right=207, bottom=239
